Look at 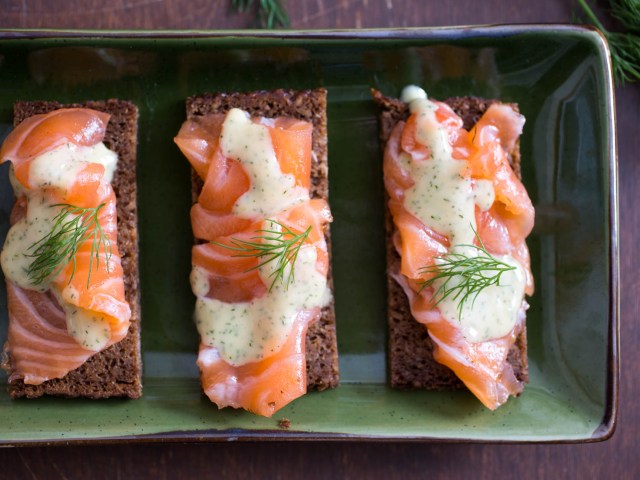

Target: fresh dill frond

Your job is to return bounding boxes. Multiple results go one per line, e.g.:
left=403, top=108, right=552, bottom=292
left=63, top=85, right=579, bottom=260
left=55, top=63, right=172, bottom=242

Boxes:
left=578, top=0, right=640, bottom=84
left=213, top=219, right=311, bottom=291
left=231, top=0, right=290, bottom=29
left=610, top=0, right=640, bottom=31
left=419, top=232, right=516, bottom=319
left=26, top=203, right=112, bottom=287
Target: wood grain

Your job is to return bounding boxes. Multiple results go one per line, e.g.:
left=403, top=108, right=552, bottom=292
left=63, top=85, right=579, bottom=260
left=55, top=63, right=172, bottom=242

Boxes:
left=1, top=0, right=573, bottom=29
left=0, top=0, right=638, bottom=478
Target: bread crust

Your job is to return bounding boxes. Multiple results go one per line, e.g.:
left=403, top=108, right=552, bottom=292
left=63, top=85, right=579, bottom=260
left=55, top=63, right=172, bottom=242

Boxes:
left=185, top=89, right=339, bottom=390
left=372, top=89, right=529, bottom=390
left=5, top=100, right=142, bottom=399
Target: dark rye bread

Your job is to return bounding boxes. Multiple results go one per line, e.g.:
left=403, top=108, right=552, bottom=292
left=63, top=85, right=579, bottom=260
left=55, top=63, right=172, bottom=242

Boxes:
left=372, top=89, right=528, bottom=390
left=5, top=100, right=142, bottom=399
left=186, top=89, right=339, bottom=390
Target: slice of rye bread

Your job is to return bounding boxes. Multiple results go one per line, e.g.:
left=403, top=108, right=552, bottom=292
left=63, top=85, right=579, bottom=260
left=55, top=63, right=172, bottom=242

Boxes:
left=5, top=100, right=142, bottom=399
left=372, top=89, right=528, bottom=390
left=185, top=89, right=339, bottom=390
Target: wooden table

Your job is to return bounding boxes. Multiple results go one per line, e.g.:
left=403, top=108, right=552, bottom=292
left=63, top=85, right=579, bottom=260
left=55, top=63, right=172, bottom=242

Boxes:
left=1, top=1, right=638, bottom=478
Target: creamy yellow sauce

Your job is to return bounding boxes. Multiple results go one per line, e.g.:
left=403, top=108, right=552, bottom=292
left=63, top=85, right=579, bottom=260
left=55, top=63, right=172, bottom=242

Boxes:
left=220, top=108, right=308, bottom=218
left=401, top=93, right=477, bottom=246
left=432, top=246, right=526, bottom=342
left=1, top=142, right=118, bottom=350
left=1, top=189, right=60, bottom=292
left=400, top=85, right=524, bottom=342
left=29, top=142, right=117, bottom=188
left=473, top=179, right=495, bottom=212
left=192, top=110, right=330, bottom=366
left=190, top=265, right=210, bottom=297
left=193, top=221, right=331, bottom=366
left=54, top=288, right=111, bottom=351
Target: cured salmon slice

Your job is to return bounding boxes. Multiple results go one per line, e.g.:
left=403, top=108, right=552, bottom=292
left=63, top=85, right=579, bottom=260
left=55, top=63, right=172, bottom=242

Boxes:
left=5, top=283, right=128, bottom=385
left=384, top=94, right=534, bottom=410
left=198, top=311, right=315, bottom=417
left=176, top=108, right=332, bottom=417
left=0, top=108, right=111, bottom=187
left=1, top=108, right=131, bottom=385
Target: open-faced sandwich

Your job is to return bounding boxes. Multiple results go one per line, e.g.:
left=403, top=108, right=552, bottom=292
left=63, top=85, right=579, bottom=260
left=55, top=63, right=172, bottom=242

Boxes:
left=373, top=86, right=534, bottom=409
left=0, top=100, right=142, bottom=399
left=174, top=89, right=338, bottom=417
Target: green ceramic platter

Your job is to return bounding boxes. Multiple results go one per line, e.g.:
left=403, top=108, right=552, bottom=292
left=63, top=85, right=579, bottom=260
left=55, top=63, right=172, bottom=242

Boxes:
left=0, top=26, right=618, bottom=444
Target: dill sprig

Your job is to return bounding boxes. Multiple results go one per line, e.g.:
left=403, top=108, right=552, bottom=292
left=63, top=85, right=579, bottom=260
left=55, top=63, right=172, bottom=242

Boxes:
left=213, top=220, right=311, bottom=291
left=578, top=0, right=640, bottom=84
left=231, top=0, right=290, bottom=29
left=611, top=0, right=640, bottom=31
left=419, top=233, right=516, bottom=319
left=26, top=203, right=112, bottom=287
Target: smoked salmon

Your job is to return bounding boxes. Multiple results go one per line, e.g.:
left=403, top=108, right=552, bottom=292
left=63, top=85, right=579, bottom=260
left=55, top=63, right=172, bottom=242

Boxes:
left=1, top=108, right=131, bottom=385
left=384, top=87, right=534, bottom=410
left=175, top=107, right=332, bottom=417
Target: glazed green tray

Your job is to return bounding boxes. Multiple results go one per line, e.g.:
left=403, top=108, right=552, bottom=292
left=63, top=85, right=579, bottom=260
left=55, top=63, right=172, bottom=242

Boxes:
left=0, top=26, right=618, bottom=444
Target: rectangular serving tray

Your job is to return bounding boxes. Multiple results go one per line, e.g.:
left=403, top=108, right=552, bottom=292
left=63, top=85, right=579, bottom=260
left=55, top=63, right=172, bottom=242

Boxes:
left=0, top=26, right=618, bottom=444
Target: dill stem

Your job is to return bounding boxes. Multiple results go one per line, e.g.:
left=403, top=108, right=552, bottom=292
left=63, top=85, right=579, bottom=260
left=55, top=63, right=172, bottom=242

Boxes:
left=419, top=228, right=516, bottom=319
left=578, top=0, right=606, bottom=31
left=212, top=220, right=311, bottom=291
left=26, top=203, right=111, bottom=287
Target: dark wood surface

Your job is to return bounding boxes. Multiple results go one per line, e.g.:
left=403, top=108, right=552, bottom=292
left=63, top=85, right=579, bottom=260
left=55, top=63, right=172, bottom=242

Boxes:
left=0, top=0, right=638, bottom=478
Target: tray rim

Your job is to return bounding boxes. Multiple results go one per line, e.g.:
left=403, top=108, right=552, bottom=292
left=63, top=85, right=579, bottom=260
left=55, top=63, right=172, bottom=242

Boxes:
left=0, top=23, right=613, bottom=39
